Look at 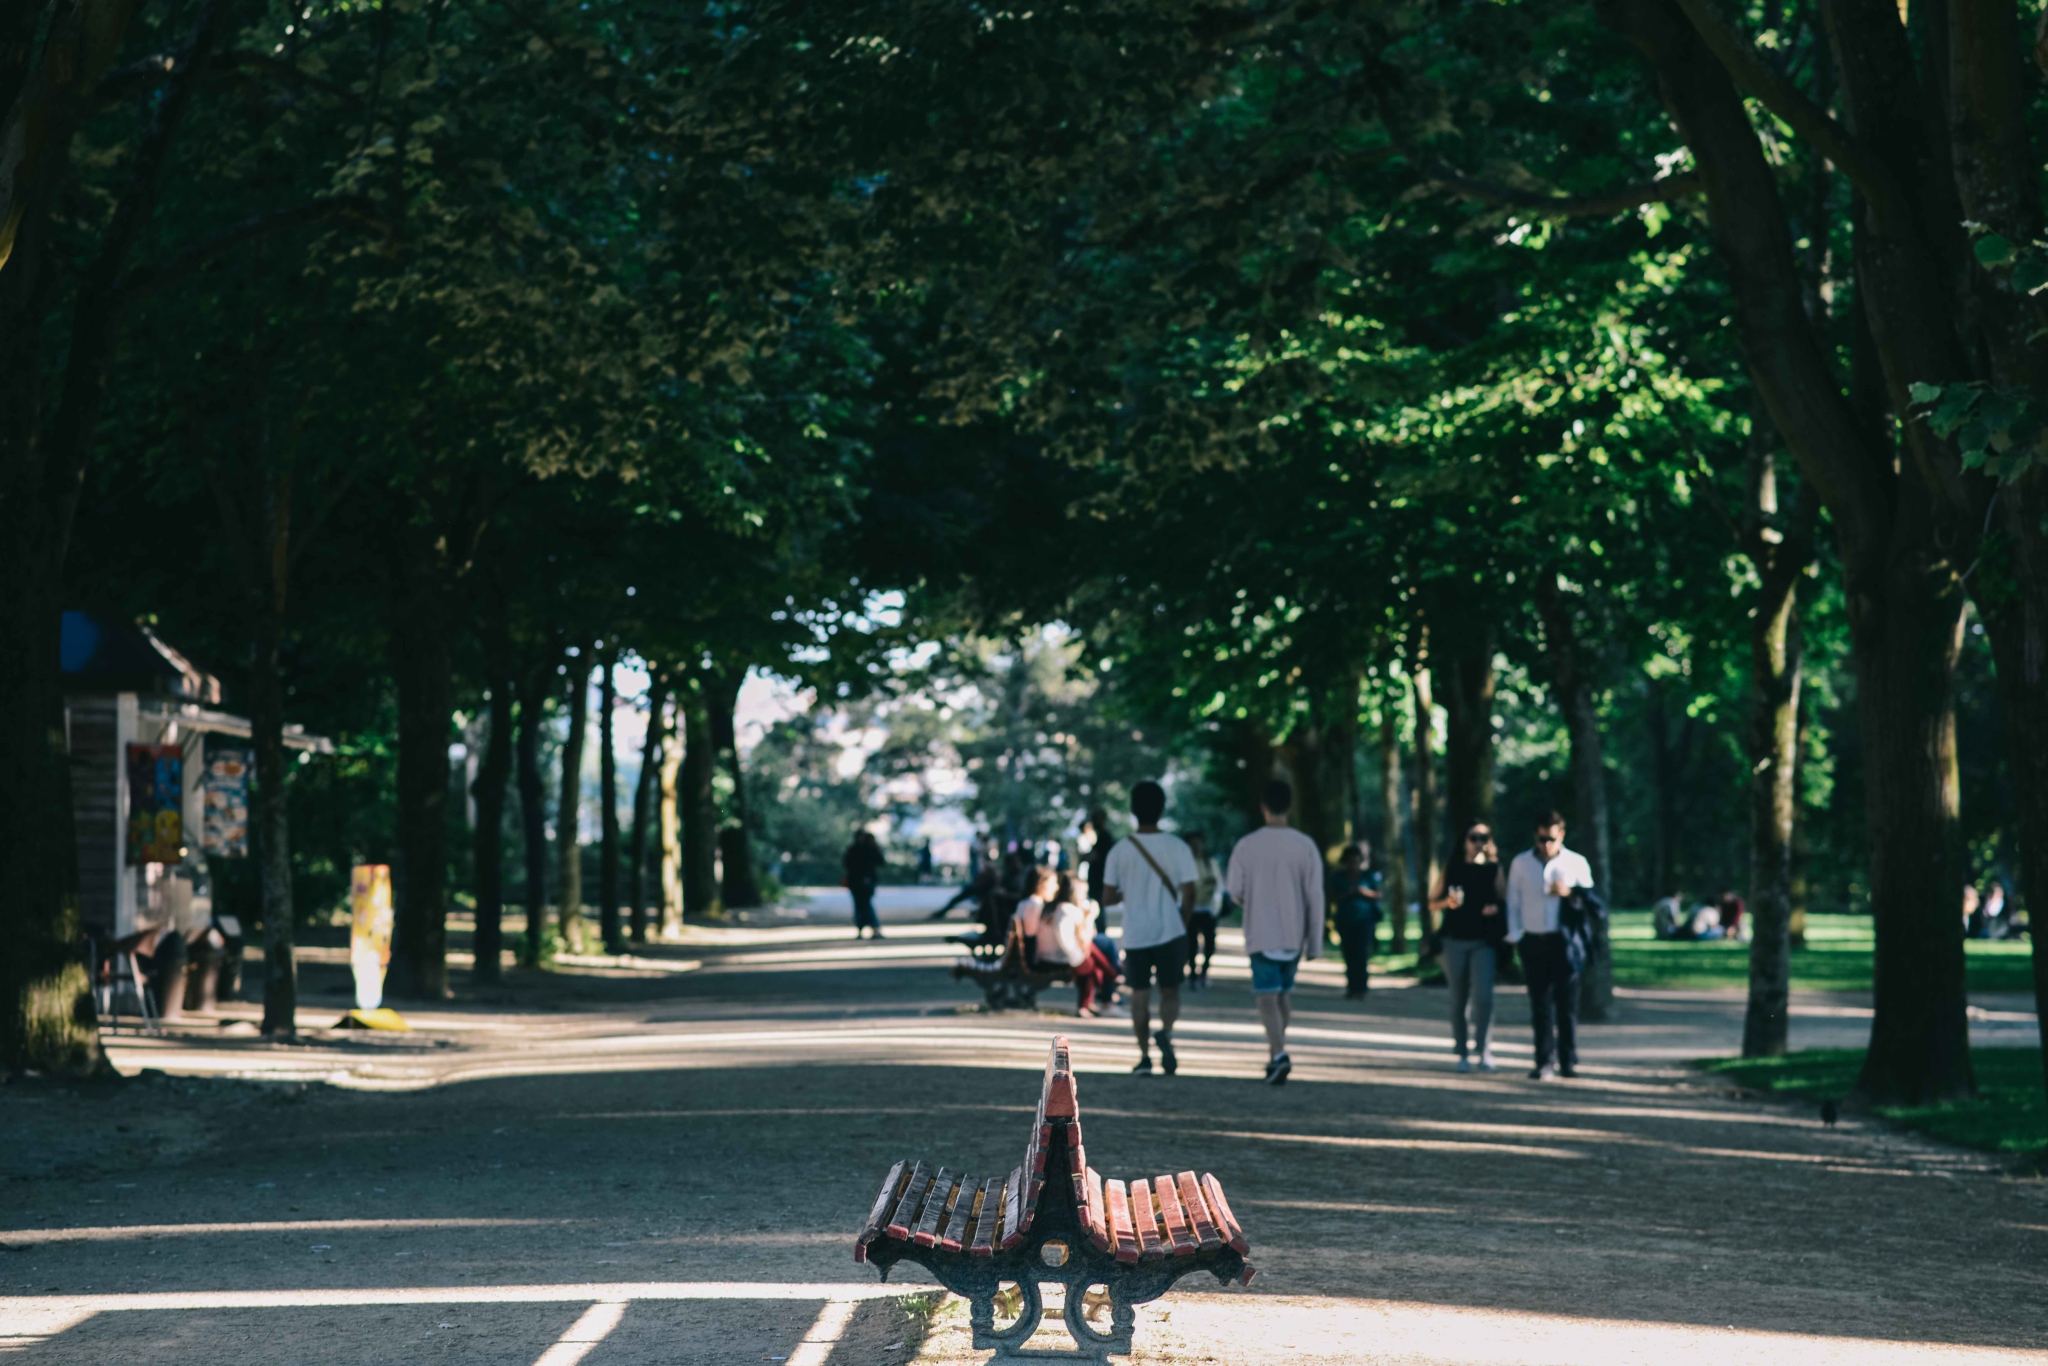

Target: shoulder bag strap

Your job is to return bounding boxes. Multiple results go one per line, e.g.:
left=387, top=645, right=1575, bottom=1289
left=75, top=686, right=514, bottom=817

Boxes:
left=1123, top=835, right=1182, bottom=900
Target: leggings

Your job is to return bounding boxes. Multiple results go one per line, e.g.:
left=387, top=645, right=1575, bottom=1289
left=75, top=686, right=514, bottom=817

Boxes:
left=1186, top=911, right=1219, bottom=977
left=1442, top=936, right=1496, bottom=1058
left=851, top=883, right=880, bottom=934
left=1072, top=944, right=1120, bottom=1013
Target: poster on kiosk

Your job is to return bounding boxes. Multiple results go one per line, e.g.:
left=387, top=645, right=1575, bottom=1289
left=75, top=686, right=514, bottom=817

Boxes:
left=344, top=865, right=406, bottom=1029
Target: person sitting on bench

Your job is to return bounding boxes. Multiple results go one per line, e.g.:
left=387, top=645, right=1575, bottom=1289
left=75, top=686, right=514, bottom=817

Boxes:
left=1045, top=873, right=1119, bottom=1016
left=1012, top=865, right=1058, bottom=970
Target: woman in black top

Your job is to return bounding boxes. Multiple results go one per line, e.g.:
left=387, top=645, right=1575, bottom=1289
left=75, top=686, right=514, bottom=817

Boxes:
left=1428, top=823, right=1505, bottom=1072
left=844, top=831, right=886, bottom=940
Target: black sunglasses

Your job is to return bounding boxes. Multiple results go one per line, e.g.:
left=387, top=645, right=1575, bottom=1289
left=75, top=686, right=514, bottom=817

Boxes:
left=1467, top=831, right=1492, bottom=843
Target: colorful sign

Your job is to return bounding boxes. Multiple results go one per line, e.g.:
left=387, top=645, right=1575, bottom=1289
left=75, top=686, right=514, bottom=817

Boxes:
left=349, top=864, right=395, bottom=1011
left=125, top=743, right=184, bottom=865
left=201, top=745, right=251, bottom=858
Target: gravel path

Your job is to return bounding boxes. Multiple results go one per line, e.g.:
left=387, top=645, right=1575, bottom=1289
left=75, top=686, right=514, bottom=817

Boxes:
left=4, top=896, right=2042, bottom=1363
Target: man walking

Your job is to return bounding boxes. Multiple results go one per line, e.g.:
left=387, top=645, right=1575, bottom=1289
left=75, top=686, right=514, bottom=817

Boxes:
left=1101, top=782, right=1198, bottom=1075
left=1227, top=780, right=1324, bottom=1085
left=1504, top=811, right=1595, bottom=1080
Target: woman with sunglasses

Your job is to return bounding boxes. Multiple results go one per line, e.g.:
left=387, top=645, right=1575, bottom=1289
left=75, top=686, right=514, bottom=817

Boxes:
left=1429, top=822, right=1506, bottom=1072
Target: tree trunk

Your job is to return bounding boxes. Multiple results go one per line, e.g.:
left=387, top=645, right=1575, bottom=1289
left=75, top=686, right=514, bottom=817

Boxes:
left=514, top=653, right=554, bottom=967
left=1440, top=635, right=1496, bottom=845
left=1741, top=446, right=1813, bottom=1058
left=1598, top=0, right=1976, bottom=1104
left=708, top=667, right=762, bottom=909
left=1409, top=658, right=1440, bottom=951
left=388, top=579, right=454, bottom=1001
left=1378, top=691, right=1410, bottom=954
left=628, top=674, right=668, bottom=944
left=556, top=658, right=590, bottom=953
left=470, top=594, right=514, bottom=985
left=659, top=692, right=685, bottom=939
left=1976, top=512, right=2048, bottom=1097
left=1533, top=569, right=1614, bottom=1019
left=680, top=685, right=719, bottom=917
left=250, top=590, right=298, bottom=1033
left=0, top=0, right=226, bottom=1074
left=597, top=651, right=623, bottom=953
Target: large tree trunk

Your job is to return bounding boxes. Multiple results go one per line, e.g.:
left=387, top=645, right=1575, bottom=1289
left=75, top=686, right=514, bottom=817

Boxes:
left=1598, top=0, right=1976, bottom=1099
left=1643, top=677, right=1694, bottom=899
left=659, top=692, right=685, bottom=939
left=388, top=577, right=454, bottom=1001
left=1740, top=445, right=1813, bottom=1058
left=555, top=658, right=590, bottom=953
left=1378, top=690, right=1410, bottom=954
left=707, top=667, right=763, bottom=910
left=250, top=579, right=298, bottom=1033
left=679, top=685, right=719, bottom=917
left=514, top=653, right=553, bottom=967
left=0, top=0, right=227, bottom=1074
left=597, top=651, right=623, bottom=953
left=1440, top=635, right=1496, bottom=846
left=470, top=592, right=514, bottom=985
left=628, top=674, right=668, bottom=943
left=1848, top=507, right=1974, bottom=1102
left=1533, top=570, right=1614, bottom=1019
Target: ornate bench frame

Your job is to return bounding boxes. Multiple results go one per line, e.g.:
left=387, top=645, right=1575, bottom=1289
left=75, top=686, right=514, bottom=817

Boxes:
left=854, top=1036, right=1253, bottom=1359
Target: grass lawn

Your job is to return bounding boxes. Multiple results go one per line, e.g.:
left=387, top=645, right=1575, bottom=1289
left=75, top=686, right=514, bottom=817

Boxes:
left=1370, top=912, right=2036, bottom=994
left=1700, top=1047, right=2048, bottom=1159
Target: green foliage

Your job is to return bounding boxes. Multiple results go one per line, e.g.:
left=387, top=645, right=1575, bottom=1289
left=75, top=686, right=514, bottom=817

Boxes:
left=1702, top=1048, right=2046, bottom=1158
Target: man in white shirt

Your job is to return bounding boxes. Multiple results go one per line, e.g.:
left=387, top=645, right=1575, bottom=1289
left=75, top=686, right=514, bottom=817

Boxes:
left=1226, top=779, right=1324, bottom=1085
left=1504, top=810, right=1596, bottom=1080
left=1101, top=781, right=1198, bottom=1075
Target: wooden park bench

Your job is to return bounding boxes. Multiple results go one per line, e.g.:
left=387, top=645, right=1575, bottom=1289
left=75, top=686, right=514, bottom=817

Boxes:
left=950, top=921, right=1075, bottom=1011
left=854, top=1035, right=1253, bottom=1358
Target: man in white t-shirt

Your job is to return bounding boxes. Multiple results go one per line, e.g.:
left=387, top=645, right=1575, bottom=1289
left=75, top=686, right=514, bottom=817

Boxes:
left=1226, top=779, right=1325, bottom=1085
left=1504, top=810, right=1596, bottom=1080
left=1101, top=780, right=1197, bottom=1076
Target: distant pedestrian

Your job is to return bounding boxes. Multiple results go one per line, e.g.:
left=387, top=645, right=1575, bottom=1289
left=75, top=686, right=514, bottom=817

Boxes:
left=844, top=830, right=886, bottom=940
left=1329, top=843, right=1383, bottom=1000
left=1102, top=781, right=1198, bottom=1074
left=1432, top=822, right=1504, bottom=1072
left=1083, top=807, right=1114, bottom=907
left=916, top=840, right=934, bottom=884
left=1227, top=779, right=1324, bottom=1085
left=1185, top=833, right=1223, bottom=989
left=1505, top=811, right=1594, bottom=1079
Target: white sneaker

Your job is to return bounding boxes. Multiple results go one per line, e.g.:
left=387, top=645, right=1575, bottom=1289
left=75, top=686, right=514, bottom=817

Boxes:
left=1455, top=1057, right=1473, bottom=1074
left=1478, top=1053, right=1497, bottom=1072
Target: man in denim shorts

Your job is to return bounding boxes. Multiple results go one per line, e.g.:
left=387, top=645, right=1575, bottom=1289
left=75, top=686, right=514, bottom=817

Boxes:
left=1101, top=781, right=1198, bottom=1075
left=1226, top=780, right=1325, bottom=1084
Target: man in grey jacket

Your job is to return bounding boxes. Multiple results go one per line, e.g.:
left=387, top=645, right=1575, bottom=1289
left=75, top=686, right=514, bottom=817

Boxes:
left=1226, top=779, right=1325, bottom=1084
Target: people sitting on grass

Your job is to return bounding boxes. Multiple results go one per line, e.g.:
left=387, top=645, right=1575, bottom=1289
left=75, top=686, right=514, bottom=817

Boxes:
left=1653, top=896, right=1728, bottom=942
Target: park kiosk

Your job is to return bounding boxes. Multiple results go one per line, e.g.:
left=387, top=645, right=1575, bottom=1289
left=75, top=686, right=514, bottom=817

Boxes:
left=61, top=612, right=330, bottom=1016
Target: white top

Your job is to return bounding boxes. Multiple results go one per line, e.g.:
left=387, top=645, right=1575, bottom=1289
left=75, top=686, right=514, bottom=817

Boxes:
left=1104, top=832, right=1198, bottom=951
left=1014, top=895, right=1044, bottom=941
left=1193, top=855, right=1223, bottom=912
left=1504, top=846, right=1595, bottom=942
left=1226, top=825, right=1324, bottom=961
left=1045, top=902, right=1092, bottom=968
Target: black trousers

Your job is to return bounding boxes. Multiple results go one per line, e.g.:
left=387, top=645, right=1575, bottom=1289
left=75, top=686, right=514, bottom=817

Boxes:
left=1519, top=932, right=1578, bottom=1068
left=1336, top=920, right=1374, bottom=994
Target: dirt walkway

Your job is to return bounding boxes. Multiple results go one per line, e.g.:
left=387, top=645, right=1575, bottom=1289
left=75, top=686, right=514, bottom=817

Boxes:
left=4, top=894, right=2043, bottom=1363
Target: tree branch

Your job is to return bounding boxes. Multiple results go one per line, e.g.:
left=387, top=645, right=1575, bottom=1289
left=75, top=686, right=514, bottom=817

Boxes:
left=1664, top=0, right=1912, bottom=227
left=1427, top=159, right=1703, bottom=217
left=109, top=195, right=381, bottom=310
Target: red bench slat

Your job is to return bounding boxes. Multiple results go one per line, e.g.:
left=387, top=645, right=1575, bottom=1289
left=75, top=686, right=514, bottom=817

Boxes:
left=939, top=1172, right=977, bottom=1252
left=886, top=1161, right=933, bottom=1241
left=913, top=1167, right=956, bottom=1246
left=1085, top=1166, right=1110, bottom=1251
left=1202, top=1172, right=1250, bottom=1255
left=1154, top=1174, right=1196, bottom=1255
left=1130, top=1177, right=1163, bottom=1262
left=1177, top=1171, right=1223, bottom=1251
left=1000, top=1164, right=1026, bottom=1249
left=1106, top=1179, right=1139, bottom=1264
left=969, top=1175, right=1001, bottom=1257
